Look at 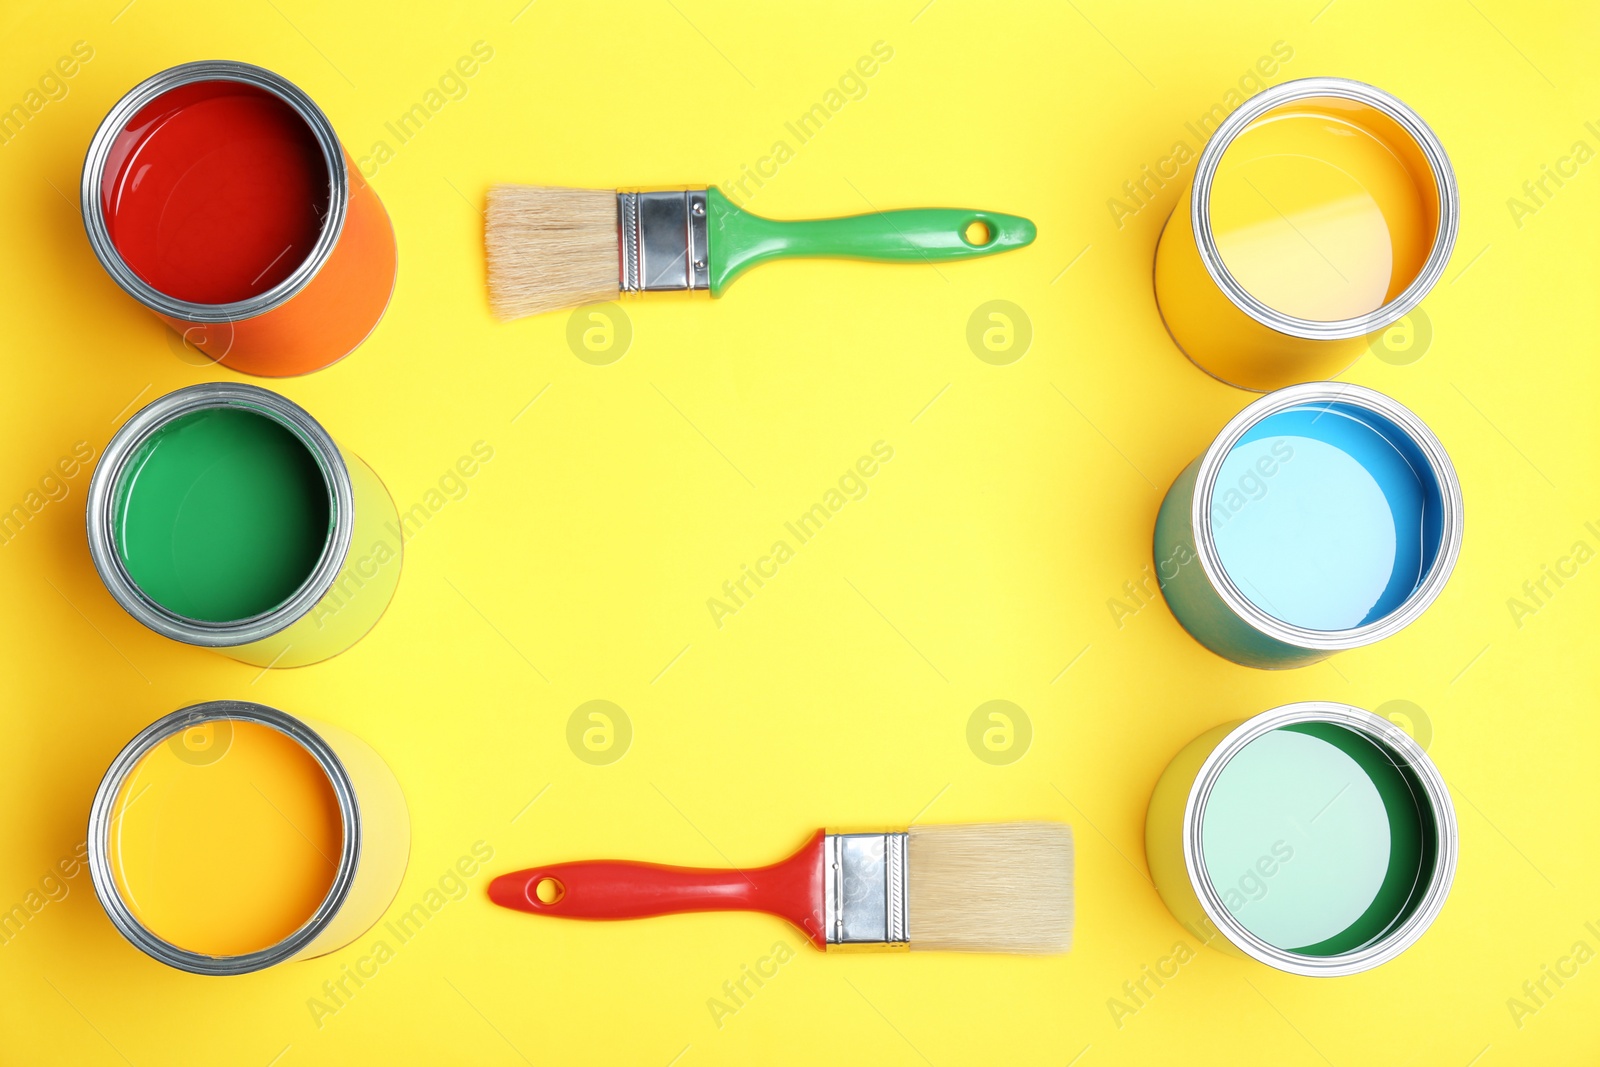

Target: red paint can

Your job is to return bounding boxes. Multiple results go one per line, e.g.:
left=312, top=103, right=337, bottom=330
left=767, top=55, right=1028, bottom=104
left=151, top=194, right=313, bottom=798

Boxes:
left=82, top=61, right=396, bottom=377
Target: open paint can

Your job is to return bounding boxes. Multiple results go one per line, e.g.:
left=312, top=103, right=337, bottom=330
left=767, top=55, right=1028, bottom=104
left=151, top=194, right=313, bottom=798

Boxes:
left=88, top=701, right=409, bottom=974
left=81, top=61, right=396, bottom=376
left=1154, top=77, right=1458, bottom=391
left=1145, top=701, right=1456, bottom=976
left=86, top=382, right=402, bottom=668
left=1154, top=382, right=1461, bottom=669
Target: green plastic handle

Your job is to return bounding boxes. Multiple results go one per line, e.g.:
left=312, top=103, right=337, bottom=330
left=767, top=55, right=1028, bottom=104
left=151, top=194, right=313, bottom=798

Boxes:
left=704, top=186, right=1036, bottom=297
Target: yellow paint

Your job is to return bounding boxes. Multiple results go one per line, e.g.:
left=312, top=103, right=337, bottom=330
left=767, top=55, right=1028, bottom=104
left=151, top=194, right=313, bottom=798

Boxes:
left=109, top=720, right=342, bottom=956
left=1208, top=104, right=1435, bottom=322
left=2, top=1, right=1598, bottom=1064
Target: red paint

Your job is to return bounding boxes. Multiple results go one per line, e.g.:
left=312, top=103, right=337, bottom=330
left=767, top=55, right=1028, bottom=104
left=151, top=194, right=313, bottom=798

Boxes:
left=102, top=81, right=329, bottom=305
left=488, top=829, right=829, bottom=948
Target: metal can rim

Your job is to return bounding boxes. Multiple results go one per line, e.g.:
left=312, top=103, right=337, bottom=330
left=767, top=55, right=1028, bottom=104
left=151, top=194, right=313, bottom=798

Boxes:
left=1180, top=701, right=1458, bottom=977
left=86, top=701, right=362, bottom=976
left=85, top=382, right=356, bottom=648
left=1190, top=381, right=1463, bottom=652
left=80, top=60, right=350, bottom=325
left=1188, top=76, right=1459, bottom=341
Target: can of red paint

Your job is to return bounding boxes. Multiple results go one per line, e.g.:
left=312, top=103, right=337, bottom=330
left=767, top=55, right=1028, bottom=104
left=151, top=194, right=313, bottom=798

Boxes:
left=1145, top=701, right=1456, bottom=976
left=81, top=61, right=396, bottom=376
left=85, top=383, right=402, bottom=667
left=1153, top=382, right=1462, bottom=669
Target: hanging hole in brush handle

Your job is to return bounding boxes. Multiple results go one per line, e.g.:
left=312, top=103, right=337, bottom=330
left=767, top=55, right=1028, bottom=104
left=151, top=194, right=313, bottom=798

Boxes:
left=705, top=186, right=1036, bottom=295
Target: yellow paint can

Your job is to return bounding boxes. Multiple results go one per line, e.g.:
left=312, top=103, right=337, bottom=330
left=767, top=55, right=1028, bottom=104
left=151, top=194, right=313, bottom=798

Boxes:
left=87, top=701, right=410, bottom=974
left=1154, top=78, right=1458, bottom=391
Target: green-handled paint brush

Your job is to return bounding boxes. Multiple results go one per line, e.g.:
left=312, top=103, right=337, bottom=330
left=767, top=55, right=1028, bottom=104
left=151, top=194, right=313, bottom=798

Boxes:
left=485, top=184, right=1036, bottom=320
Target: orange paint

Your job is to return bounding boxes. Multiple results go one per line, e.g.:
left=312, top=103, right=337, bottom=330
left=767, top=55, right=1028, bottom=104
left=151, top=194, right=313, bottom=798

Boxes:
left=108, top=719, right=343, bottom=956
left=1208, top=104, right=1434, bottom=322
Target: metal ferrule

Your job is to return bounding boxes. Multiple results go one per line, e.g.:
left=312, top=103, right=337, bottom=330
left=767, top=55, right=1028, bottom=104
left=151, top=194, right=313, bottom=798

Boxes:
left=617, top=189, right=709, bottom=294
left=823, top=832, right=908, bottom=950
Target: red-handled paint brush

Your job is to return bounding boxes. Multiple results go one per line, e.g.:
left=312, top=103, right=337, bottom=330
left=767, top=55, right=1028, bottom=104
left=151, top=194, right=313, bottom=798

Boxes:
left=489, top=822, right=1072, bottom=954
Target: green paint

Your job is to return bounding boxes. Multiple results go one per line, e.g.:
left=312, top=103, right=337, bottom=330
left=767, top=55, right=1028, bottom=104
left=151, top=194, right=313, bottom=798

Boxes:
left=113, top=408, right=332, bottom=623
left=704, top=186, right=1036, bottom=296
left=1200, top=723, right=1435, bottom=956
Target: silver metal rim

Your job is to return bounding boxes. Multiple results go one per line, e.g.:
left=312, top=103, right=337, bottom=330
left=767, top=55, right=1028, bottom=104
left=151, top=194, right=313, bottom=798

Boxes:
left=1181, top=702, right=1457, bottom=977
left=1191, top=381, right=1463, bottom=651
left=80, top=60, right=348, bottom=324
left=86, top=701, right=361, bottom=976
left=85, top=382, right=353, bottom=647
left=1189, top=76, right=1459, bottom=341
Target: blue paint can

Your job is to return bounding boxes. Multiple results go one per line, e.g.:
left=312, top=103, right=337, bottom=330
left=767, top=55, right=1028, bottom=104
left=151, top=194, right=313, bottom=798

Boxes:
left=1154, top=383, right=1462, bottom=668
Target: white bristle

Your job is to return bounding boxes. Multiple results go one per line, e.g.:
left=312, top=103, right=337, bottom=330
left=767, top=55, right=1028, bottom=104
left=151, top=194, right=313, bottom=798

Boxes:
left=486, top=184, right=619, bottom=321
left=907, top=822, right=1073, bottom=954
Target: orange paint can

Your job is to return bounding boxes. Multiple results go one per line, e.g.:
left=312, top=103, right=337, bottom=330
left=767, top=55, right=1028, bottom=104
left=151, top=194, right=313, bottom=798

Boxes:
left=81, top=61, right=396, bottom=377
left=1154, top=78, right=1458, bottom=392
left=88, top=701, right=409, bottom=974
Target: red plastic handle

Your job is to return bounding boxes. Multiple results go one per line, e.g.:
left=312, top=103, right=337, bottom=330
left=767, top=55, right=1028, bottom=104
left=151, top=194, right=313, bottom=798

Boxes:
left=489, top=829, right=827, bottom=948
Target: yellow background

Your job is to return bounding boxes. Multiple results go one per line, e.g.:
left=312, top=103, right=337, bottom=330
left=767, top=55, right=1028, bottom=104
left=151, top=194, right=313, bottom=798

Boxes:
left=1, top=0, right=1596, bottom=1063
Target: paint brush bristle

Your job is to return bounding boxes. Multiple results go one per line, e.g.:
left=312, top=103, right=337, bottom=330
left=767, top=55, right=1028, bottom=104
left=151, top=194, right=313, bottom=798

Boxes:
left=907, top=822, right=1073, bottom=954
left=486, top=183, right=618, bottom=321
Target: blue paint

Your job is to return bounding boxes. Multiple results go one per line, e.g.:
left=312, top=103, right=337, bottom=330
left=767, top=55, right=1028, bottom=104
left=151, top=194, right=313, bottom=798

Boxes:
left=1209, top=403, right=1443, bottom=631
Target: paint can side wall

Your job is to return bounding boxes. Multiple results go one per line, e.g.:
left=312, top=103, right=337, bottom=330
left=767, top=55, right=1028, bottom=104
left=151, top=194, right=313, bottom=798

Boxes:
left=1145, top=720, right=1248, bottom=959
left=1154, top=188, right=1364, bottom=392
left=160, top=150, right=397, bottom=378
left=229, top=448, right=401, bottom=668
left=293, top=717, right=410, bottom=960
left=1152, top=459, right=1324, bottom=669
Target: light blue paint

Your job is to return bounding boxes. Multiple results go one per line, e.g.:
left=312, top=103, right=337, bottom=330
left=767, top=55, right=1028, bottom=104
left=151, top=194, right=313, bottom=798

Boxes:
left=1209, top=403, right=1442, bottom=632
left=1200, top=723, right=1433, bottom=956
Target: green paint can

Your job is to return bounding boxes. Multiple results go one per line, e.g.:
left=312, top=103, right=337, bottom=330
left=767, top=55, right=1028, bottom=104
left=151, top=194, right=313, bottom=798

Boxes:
left=87, top=383, right=401, bottom=667
left=1145, top=702, right=1456, bottom=975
